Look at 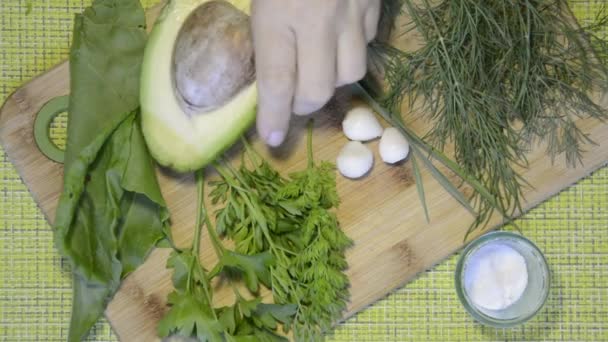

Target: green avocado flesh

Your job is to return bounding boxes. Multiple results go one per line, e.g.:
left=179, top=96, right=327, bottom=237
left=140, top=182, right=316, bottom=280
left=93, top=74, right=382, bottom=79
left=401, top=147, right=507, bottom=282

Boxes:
left=140, top=0, right=256, bottom=172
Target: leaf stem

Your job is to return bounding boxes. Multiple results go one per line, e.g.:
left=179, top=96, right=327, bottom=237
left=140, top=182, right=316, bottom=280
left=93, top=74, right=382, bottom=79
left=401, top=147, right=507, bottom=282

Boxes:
left=192, top=169, right=218, bottom=319
left=307, top=120, right=314, bottom=169
left=199, top=178, right=225, bottom=258
left=241, top=136, right=261, bottom=167
left=193, top=170, right=205, bottom=258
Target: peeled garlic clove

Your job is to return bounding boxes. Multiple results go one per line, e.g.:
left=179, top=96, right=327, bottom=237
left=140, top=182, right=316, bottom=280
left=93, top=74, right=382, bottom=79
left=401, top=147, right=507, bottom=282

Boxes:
left=342, top=106, right=384, bottom=141
left=337, top=141, right=374, bottom=179
left=379, top=127, right=410, bottom=164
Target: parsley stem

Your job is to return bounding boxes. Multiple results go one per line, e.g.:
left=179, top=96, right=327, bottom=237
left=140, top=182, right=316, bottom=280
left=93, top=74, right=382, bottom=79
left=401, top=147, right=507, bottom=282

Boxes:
left=198, top=262, right=217, bottom=320
left=193, top=169, right=218, bottom=319
left=196, top=170, right=249, bottom=302
left=241, top=136, right=261, bottom=167
left=193, top=169, right=205, bottom=258
left=307, top=119, right=314, bottom=169
left=212, top=161, right=244, bottom=193
left=200, top=180, right=225, bottom=258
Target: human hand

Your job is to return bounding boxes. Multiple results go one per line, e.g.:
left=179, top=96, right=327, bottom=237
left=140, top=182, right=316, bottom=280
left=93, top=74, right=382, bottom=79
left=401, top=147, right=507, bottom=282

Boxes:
left=251, top=0, right=381, bottom=147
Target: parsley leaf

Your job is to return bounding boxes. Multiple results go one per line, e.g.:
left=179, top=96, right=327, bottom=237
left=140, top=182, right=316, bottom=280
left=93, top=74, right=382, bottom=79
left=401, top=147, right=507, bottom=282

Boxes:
left=158, top=291, right=224, bottom=342
left=220, top=250, right=275, bottom=293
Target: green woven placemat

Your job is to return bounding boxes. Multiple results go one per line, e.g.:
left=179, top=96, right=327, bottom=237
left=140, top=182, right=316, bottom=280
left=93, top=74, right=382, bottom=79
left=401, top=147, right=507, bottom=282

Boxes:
left=1, top=1, right=608, bottom=341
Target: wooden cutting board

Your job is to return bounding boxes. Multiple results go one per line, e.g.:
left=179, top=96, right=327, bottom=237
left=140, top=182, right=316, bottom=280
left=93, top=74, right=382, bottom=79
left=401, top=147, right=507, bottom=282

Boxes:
left=2, top=2, right=608, bottom=341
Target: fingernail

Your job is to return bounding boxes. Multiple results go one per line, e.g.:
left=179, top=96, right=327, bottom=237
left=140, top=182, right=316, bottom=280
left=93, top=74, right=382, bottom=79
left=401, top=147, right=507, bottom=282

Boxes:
left=266, top=131, right=285, bottom=147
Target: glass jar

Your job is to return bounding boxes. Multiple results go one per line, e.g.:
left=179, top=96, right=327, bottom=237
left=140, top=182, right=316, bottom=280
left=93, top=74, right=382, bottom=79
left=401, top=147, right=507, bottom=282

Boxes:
left=454, top=231, right=551, bottom=328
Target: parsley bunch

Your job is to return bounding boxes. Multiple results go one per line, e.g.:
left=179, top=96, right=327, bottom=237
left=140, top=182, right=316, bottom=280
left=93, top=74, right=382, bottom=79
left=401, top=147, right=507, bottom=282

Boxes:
left=159, top=122, right=352, bottom=341
left=158, top=169, right=297, bottom=341
left=211, top=122, right=353, bottom=340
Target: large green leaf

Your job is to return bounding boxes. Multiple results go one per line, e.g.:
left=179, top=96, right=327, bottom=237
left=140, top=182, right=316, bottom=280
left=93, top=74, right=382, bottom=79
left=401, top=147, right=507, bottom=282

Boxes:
left=62, top=0, right=147, bottom=166
left=52, top=0, right=170, bottom=340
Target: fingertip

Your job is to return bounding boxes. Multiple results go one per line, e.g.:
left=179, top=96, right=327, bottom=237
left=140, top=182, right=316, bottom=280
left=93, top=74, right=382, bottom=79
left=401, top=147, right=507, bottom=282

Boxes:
left=266, top=130, right=286, bottom=147
left=257, top=124, right=287, bottom=147
left=256, top=108, right=290, bottom=147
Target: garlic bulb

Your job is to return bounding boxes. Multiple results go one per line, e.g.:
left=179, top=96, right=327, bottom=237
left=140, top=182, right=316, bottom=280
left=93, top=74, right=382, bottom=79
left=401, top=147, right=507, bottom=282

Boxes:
left=342, top=106, right=384, bottom=141
left=379, top=127, right=410, bottom=164
left=337, top=141, right=374, bottom=179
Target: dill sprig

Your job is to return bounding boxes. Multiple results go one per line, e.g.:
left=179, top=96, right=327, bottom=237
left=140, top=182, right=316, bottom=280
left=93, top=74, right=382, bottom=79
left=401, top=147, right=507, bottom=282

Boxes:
left=368, top=0, right=608, bottom=234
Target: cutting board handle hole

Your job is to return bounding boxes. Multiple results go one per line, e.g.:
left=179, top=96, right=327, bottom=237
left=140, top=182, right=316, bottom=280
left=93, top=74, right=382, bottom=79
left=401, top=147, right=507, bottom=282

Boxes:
left=34, top=95, right=68, bottom=163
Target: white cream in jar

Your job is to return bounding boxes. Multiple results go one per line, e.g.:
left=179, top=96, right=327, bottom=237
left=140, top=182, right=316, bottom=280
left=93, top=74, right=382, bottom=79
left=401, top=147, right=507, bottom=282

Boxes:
left=463, top=243, right=528, bottom=311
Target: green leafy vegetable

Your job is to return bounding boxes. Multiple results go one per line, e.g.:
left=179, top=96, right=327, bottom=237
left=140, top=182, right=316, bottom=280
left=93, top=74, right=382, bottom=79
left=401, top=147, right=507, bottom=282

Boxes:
left=367, top=0, right=608, bottom=236
left=220, top=250, right=274, bottom=293
left=273, top=165, right=352, bottom=340
left=211, top=123, right=353, bottom=340
left=159, top=290, right=224, bottom=340
left=158, top=171, right=296, bottom=341
left=52, top=0, right=170, bottom=340
left=157, top=250, right=223, bottom=341
left=159, top=122, right=351, bottom=341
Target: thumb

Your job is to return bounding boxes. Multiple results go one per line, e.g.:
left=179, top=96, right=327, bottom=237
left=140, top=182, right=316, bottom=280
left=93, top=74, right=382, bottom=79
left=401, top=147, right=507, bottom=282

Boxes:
left=251, top=1, right=296, bottom=147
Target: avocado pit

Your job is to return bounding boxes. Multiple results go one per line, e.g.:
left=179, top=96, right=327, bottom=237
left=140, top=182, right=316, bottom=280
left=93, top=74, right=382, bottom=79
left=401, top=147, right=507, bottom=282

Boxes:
left=140, top=0, right=258, bottom=172
left=173, top=0, right=255, bottom=115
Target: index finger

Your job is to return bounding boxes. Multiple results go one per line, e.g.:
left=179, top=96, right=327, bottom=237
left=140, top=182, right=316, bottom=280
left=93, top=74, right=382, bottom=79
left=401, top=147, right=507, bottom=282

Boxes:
left=251, top=0, right=297, bottom=146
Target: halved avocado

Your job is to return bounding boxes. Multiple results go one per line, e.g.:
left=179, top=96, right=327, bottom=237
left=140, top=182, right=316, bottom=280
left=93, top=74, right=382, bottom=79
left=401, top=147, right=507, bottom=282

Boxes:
left=140, top=0, right=256, bottom=172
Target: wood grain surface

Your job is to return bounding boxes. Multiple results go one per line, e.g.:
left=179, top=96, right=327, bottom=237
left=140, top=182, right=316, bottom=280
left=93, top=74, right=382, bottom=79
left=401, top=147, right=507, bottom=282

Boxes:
left=1, top=2, right=607, bottom=341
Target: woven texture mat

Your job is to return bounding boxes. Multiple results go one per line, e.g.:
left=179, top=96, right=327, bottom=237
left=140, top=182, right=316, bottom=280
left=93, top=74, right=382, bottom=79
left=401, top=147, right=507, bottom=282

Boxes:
left=1, top=1, right=608, bottom=341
